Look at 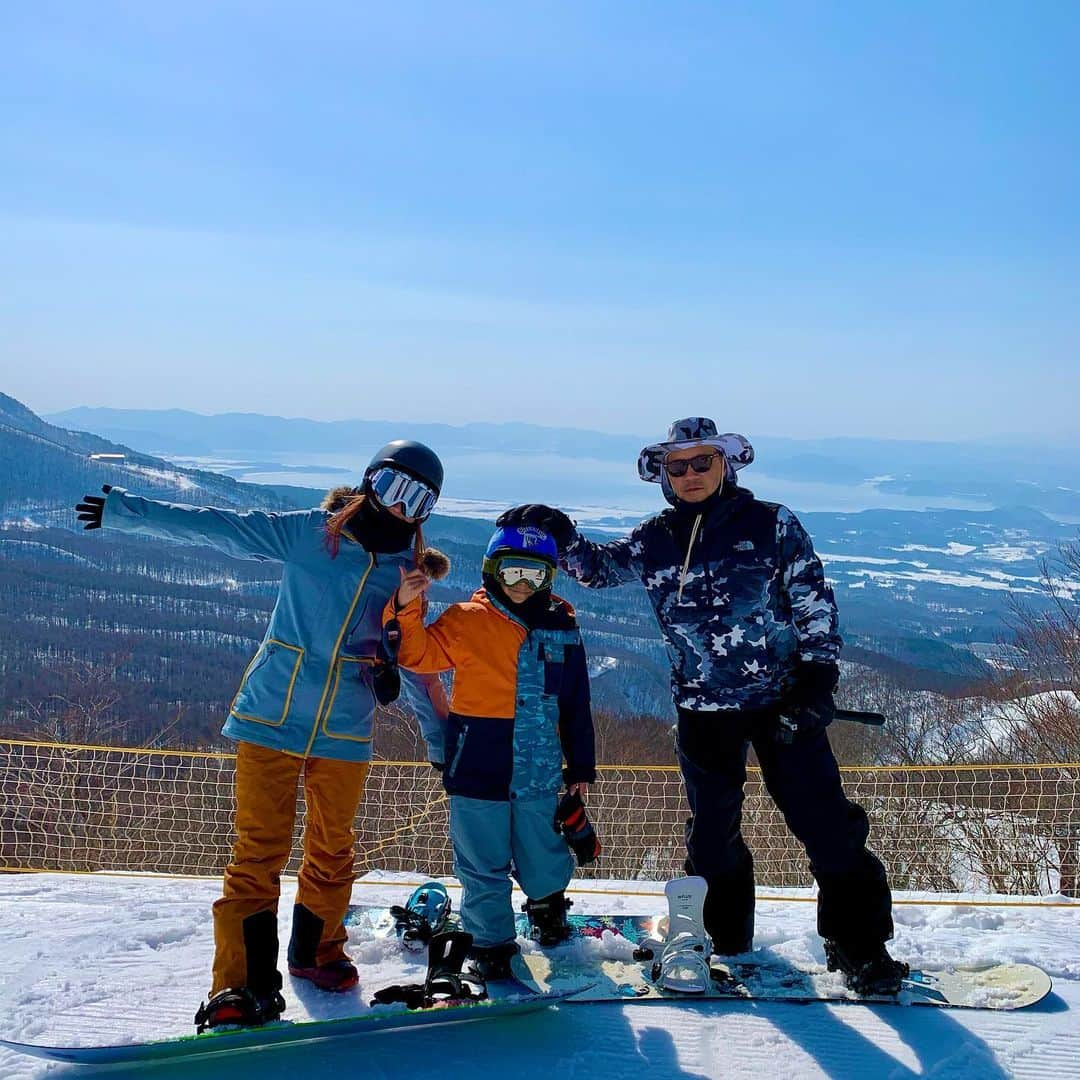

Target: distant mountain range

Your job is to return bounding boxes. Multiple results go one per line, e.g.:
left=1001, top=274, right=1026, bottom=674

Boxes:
left=46, top=405, right=1080, bottom=518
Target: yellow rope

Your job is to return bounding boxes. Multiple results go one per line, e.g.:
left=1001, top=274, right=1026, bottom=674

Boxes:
left=3, top=740, right=1077, bottom=775
left=1, top=866, right=1076, bottom=908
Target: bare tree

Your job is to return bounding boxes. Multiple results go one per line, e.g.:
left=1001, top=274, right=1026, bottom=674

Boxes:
left=984, top=540, right=1080, bottom=762
left=982, top=538, right=1080, bottom=895
left=14, top=659, right=125, bottom=745
left=836, top=665, right=986, bottom=766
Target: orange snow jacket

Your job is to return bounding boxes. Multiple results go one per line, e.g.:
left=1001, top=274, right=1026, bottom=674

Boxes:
left=384, top=588, right=595, bottom=801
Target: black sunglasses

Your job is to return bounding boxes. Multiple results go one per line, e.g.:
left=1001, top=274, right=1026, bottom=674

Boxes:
left=665, top=452, right=719, bottom=477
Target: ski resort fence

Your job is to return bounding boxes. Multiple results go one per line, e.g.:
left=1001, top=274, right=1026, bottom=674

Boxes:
left=1, top=740, right=1078, bottom=898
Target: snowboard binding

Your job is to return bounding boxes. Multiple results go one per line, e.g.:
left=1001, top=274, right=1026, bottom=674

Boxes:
left=467, top=940, right=520, bottom=981
left=390, top=881, right=452, bottom=952
left=522, top=891, right=573, bottom=946
left=824, top=939, right=910, bottom=996
left=371, top=930, right=488, bottom=1009
left=194, top=986, right=286, bottom=1033
left=648, top=924, right=713, bottom=994
left=635, top=877, right=715, bottom=994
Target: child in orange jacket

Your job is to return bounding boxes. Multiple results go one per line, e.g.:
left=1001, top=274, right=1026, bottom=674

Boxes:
left=385, top=524, right=597, bottom=978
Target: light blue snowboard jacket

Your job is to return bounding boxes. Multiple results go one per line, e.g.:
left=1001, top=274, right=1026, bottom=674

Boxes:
left=101, top=487, right=445, bottom=763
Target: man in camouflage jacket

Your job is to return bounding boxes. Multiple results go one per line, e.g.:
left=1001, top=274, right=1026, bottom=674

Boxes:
left=498, top=417, right=908, bottom=994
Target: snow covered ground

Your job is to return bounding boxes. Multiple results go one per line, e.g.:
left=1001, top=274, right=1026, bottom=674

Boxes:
left=1, top=872, right=1077, bottom=1079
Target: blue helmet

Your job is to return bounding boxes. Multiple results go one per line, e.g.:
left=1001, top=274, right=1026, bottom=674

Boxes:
left=483, top=525, right=558, bottom=567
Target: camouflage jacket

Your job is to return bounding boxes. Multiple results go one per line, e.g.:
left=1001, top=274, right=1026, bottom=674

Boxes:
left=562, top=487, right=841, bottom=712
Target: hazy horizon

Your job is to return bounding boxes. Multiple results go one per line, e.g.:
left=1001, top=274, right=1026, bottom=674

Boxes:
left=39, top=400, right=1080, bottom=451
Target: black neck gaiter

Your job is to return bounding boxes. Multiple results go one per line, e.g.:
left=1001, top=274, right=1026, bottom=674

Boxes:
left=347, top=495, right=418, bottom=554
left=669, top=482, right=746, bottom=548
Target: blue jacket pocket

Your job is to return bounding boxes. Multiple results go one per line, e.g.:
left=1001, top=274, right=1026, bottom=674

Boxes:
left=320, top=656, right=376, bottom=743
left=230, top=639, right=304, bottom=727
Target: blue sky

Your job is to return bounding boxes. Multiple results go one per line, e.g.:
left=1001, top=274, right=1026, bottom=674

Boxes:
left=2, top=2, right=1078, bottom=442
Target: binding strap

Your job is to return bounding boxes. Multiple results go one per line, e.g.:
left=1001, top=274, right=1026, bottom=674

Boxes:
left=390, top=905, right=434, bottom=946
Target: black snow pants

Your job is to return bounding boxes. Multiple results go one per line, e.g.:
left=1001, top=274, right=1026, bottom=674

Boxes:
left=676, top=707, right=894, bottom=954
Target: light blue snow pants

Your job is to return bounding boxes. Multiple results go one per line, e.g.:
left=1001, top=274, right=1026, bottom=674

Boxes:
left=449, top=794, right=575, bottom=948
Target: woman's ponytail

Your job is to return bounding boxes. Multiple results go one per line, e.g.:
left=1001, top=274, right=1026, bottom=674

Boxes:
left=412, top=520, right=426, bottom=569
left=324, top=493, right=367, bottom=557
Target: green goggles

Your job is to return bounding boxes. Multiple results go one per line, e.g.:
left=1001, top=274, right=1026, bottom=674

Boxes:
left=483, top=555, right=555, bottom=592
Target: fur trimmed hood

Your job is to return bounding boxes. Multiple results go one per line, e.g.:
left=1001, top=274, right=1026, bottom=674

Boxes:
left=321, top=486, right=450, bottom=580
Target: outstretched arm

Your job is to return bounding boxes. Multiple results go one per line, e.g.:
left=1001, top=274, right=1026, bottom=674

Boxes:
left=87, top=486, right=315, bottom=563
left=562, top=530, right=646, bottom=590
left=496, top=503, right=645, bottom=590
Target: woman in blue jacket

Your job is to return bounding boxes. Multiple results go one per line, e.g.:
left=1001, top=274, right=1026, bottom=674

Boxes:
left=76, top=441, right=449, bottom=1030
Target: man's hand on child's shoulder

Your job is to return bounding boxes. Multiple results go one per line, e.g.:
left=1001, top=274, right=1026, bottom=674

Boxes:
left=496, top=504, right=578, bottom=555
left=396, top=566, right=432, bottom=609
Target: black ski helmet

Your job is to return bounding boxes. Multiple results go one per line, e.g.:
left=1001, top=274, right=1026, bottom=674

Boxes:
left=364, top=440, right=444, bottom=494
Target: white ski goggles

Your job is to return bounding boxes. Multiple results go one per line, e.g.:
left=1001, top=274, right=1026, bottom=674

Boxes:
left=368, top=467, right=439, bottom=520
left=491, top=558, right=555, bottom=591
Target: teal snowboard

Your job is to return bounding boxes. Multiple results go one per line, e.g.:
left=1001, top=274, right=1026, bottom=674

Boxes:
left=347, top=904, right=1053, bottom=1012
left=0, top=964, right=572, bottom=1066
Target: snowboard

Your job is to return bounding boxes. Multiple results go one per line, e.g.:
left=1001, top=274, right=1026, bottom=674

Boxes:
left=0, top=959, right=572, bottom=1066
left=347, top=902, right=1052, bottom=1011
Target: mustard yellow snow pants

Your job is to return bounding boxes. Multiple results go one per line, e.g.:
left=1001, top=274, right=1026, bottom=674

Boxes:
left=211, top=741, right=369, bottom=994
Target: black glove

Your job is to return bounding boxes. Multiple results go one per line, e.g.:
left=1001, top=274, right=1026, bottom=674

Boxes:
left=75, top=485, right=112, bottom=530
left=430, top=761, right=445, bottom=773
left=554, top=791, right=601, bottom=866
left=777, top=661, right=839, bottom=742
left=495, top=504, right=578, bottom=556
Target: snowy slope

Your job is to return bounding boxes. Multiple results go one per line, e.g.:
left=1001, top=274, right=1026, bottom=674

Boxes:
left=0, top=872, right=1077, bottom=1079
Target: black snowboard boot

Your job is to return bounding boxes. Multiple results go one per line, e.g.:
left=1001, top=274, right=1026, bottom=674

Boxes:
left=824, top=939, right=910, bottom=995
left=467, top=940, right=520, bottom=981
left=194, top=986, right=286, bottom=1033
left=684, top=855, right=755, bottom=956
left=287, top=903, right=359, bottom=991
left=195, top=908, right=288, bottom=1030
left=522, top=891, right=572, bottom=946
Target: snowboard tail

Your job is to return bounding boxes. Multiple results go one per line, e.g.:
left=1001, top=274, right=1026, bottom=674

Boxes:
left=547, top=953, right=1052, bottom=1010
